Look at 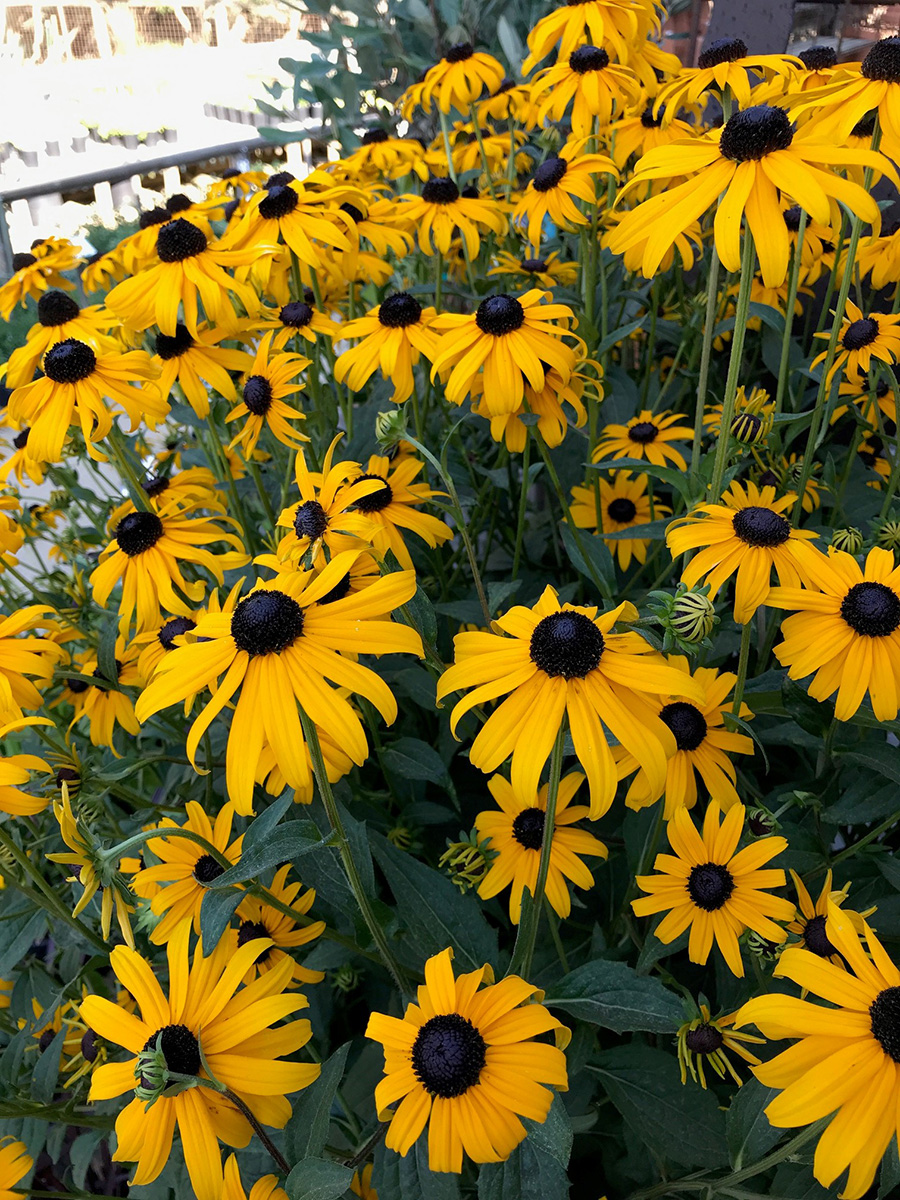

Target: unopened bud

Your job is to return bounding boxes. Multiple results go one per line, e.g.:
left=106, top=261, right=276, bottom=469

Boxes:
left=375, top=408, right=408, bottom=451
left=831, top=527, right=864, bottom=554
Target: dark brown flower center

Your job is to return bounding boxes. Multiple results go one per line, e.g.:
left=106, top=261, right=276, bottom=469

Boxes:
left=412, top=1013, right=486, bottom=1098
left=193, top=855, right=225, bottom=883
left=685, top=1023, right=724, bottom=1054
left=44, top=339, right=96, bottom=383
left=840, top=581, right=900, bottom=637
left=362, top=128, right=389, bottom=144
left=12, top=253, right=37, bottom=271
left=803, top=913, right=837, bottom=958
left=280, top=301, right=314, bottom=329
left=422, top=177, right=460, bottom=205
left=155, top=324, right=195, bottom=359
left=687, top=863, right=735, bottom=910
left=698, top=37, right=747, bottom=69
left=512, top=806, right=545, bottom=850
left=243, top=375, right=273, bottom=416
left=660, top=701, right=707, bottom=751
left=641, top=103, right=663, bottom=128
left=231, top=590, right=305, bottom=656
left=259, top=185, right=299, bottom=220
left=293, top=499, right=329, bottom=540
left=798, top=46, right=837, bottom=71
left=870, top=986, right=900, bottom=1061
left=532, top=156, right=568, bottom=192
left=139, top=208, right=170, bottom=230
left=141, top=1024, right=200, bottom=1080
left=354, top=474, right=393, bottom=512
left=607, top=497, right=637, bottom=523
left=158, top=616, right=197, bottom=650
left=569, top=45, right=609, bottom=73
left=445, top=42, right=474, bottom=63
left=157, top=218, right=207, bottom=262
left=628, top=420, right=658, bottom=444
left=237, top=919, right=272, bottom=961
left=530, top=611, right=604, bottom=679
left=732, top=506, right=791, bottom=547
left=38, top=290, right=80, bottom=326
left=115, top=511, right=164, bottom=557
left=12, top=429, right=29, bottom=450
left=378, top=293, right=422, bottom=328
left=720, top=105, right=794, bottom=162
left=476, top=294, right=525, bottom=336
left=851, top=111, right=878, bottom=139
left=863, top=38, right=900, bottom=83
left=843, top=317, right=879, bottom=351
left=520, top=256, right=548, bottom=273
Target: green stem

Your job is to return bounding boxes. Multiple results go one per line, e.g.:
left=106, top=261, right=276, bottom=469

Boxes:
left=774, top=210, right=806, bottom=415
left=438, top=109, right=459, bottom=184
left=512, top=429, right=531, bottom=579
left=298, top=708, right=410, bottom=994
left=0, top=827, right=107, bottom=951
left=105, top=427, right=151, bottom=511
left=507, top=725, right=565, bottom=980
left=731, top=620, right=752, bottom=715
left=434, top=250, right=443, bottom=313
left=536, top=431, right=611, bottom=600
left=690, top=248, right=720, bottom=488
left=710, top=231, right=756, bottom=500
left=469, top=107, right=498, bottom=200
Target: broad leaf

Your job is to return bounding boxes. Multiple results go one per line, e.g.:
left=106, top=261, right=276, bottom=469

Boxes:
left=544, top=960, right=683, bottom=1033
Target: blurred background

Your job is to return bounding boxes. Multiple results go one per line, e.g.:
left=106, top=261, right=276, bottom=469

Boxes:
left=1, top=0, right=899, bottom=263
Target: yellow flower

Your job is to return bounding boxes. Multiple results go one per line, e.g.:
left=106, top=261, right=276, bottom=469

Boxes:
left=513, top=143, right=617, bottom=250
left=812, top=300, right=900, bottom=389
left=633, top=803, right=794, bottom=976
left=475, top=771, right=607, bottom=922
left=80, top=923, right=320, bottom=1200
left=530, top=46, right=643, bottom=137
left=676, top=1004, right=763, bottom=1089
left=0, top=239, right=81, bottom=320
left=398, top=177, right=507, bottom=260
left=0, top=1139, right=32, bottom=1199
left=4, top=290, right=118, bottom=388
left=234, top=864, right=325, bottom=985
left=488, top=250, right=578, bottom=290
left=333, top=293, right=438, bottom=405
left=345, top=453, right=452, bottom=571
left=523, top=0, right=663, bottom=74
left=593, top=408, right=693, bottom=471
left=784, top=869, right=875, bottom=967
left=226, top=331, right=309, bottom=457
left=366, top=947, right=568, bottom=1172
left=405, top=42, right=504, bottom=115
left=570, top=471, right=669, bottom=570
left=151, top=322, right=253, bottom=419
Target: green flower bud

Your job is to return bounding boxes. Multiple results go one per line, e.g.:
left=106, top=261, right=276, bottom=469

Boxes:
left=876, top=519, right=900, bottom=553
left=831, top=527, right=864, bottom=554
left=375, top=408, right=408, bottom=451
left=670, top=590, right=717, bottom=644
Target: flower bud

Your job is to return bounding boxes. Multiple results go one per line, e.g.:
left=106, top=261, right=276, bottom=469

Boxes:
left=876, top=519, right=900, bottom=553
left=831, top=527, right=864, bottom=554
left=375, top=408, right=408, bottom=451
left=670, top=590, right=717, bottom=644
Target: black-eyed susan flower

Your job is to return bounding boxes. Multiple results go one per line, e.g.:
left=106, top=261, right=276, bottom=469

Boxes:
left=833, top=372, right=899, bottom=429
left=72, top=640, right=142, bottom=754
left=676, top=1005, right=763, bottom=1089
left=0, top=428, right=44, bottom=487
left=259, top=297, right=338, bottom=352
left=812, top=300, right=900, bottom=389
left=570, top=471, right=669, bottom=570
left=474, top=771, right=606, bottom=922
left=475, top=353, right=596, bottom=451
left=736, top=905, right=900, bottom=1200
left=667, top=481, right=818, bottom=625
left=0, top=1140, right=32, bottom=1197
left=107, top=219, right=263, bottom=337
left=613, top=655, right=754, bottom=817
left=48, top=783, right=136, bottom=945
left=234, top=864, right=325, bottom=985
left=333, top=293, right=437, bottom=405
left=784, top=869, right=874, bottom=966
left=135, top=553, right=423, bottom=814
left=767, top=544, right=900, bottom=721
left=654, top=38, right=799, bottom=115
left=607, top=105, right=890, bottom=286
left=152, top=322, right=253, bottom=419
left=610, top=103, right=696, bottom=168
left=265, top=439, right=379, bottom=570
left=132, top=801, right=243, bottom=944
left=488, top=250, right=578, bottom=290
left=79, top=923, right=319, bottom=1200
left=4, top=290, right=118, bottom=388
left=703, top=386, right=774, bottom=439
left=226, top=331, right=309, bottom=457
left=0, top=241, right=80, bottom=320
left=530, top=46, right=643, bottom=137
left=633, top=802, right=794, bottom=976
left=413, top=43, right=504, bottom=114
left=513, top=143, right=617, bottom=251
left=790, top=37, right=900, bottom=152
left=431, top=290, right=579, bottom=416
left=339, top=128, right=424, bottom=181
left=345, top=453, right=452, bottom=570
left=9, top=338, right=165, bottom=464
left=90, top=499, right=247, bottom=636
left=366, top=947, right=568, bottom=1172
left=523, top=0, right=663, bottom=73
left=227, top=172, right=362, bottom=269
left=398, top=178, right=507, bottom=260
left=437, top=585, right=704, bottom=818
left=222, top=1153, right=287, bottom=1200
left=593, top=408, right=693, bottom=471
left=132, top=581, right=242, bottom=684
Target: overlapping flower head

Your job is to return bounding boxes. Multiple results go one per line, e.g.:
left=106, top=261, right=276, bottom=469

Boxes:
left=4, top=1, right=900, bottom=1197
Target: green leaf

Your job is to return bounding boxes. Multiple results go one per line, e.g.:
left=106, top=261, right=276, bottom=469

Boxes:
left=209, top=822, right=329, bottom=888
left=371, top=833, right=498, bottom=972
left=590, top=456, right=694, bottom=504
left=285, top=1157, right=353, bottom=1200
left=726, top=1078, right=782, bottom=1169
left=97, top=617, right=120, bottom=692
left=284, top=1044, right=349, bottom=1164
left=496, top=14, right=524, bottom=71
left=31, top=1026, right=66, bottom=1102
left=591, top=1043, right=728, bottom=1169
left=840, top=743, right=900, bottom=789
left=0, top=909, right=47, bottom=976
left=242, top=793, right=294, bottom=852
left=374, top=1137, right=461, bottom=1199
left=559, top=522, right=615, bottom=600
left=596, top=318, right=644, bottom=358
left=478, top=1096, right=572, bottom=1200
left=879, top=1136, right=900, bottom=1198
left=602, top=518, right=671, bottom=541
left=543, top=960, right=683, bottom=1033
left=199, top=888, right=243, bottom=953
left=383, top=737, right=453, bottom=791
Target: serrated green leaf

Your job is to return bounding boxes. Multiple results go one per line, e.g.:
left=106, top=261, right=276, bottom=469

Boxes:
left=383, top=737, right=453, bottom=790
left=209, top=822, right=329, bottom=888
left=544, top=960, right=683, bottom=1033
left=285, top=1157, right=353, bottom=1200
left=284, top=1044, right=349, bottom=1164
left=726, top=1078, right=782, bottom=1170
left=591, top=1043, right=728, bottom=1169
left=596, top=318, right=644, bottom=357
left=199, top=888, right=243, bottom=953
left=371, top=833, right=497, bottom=972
